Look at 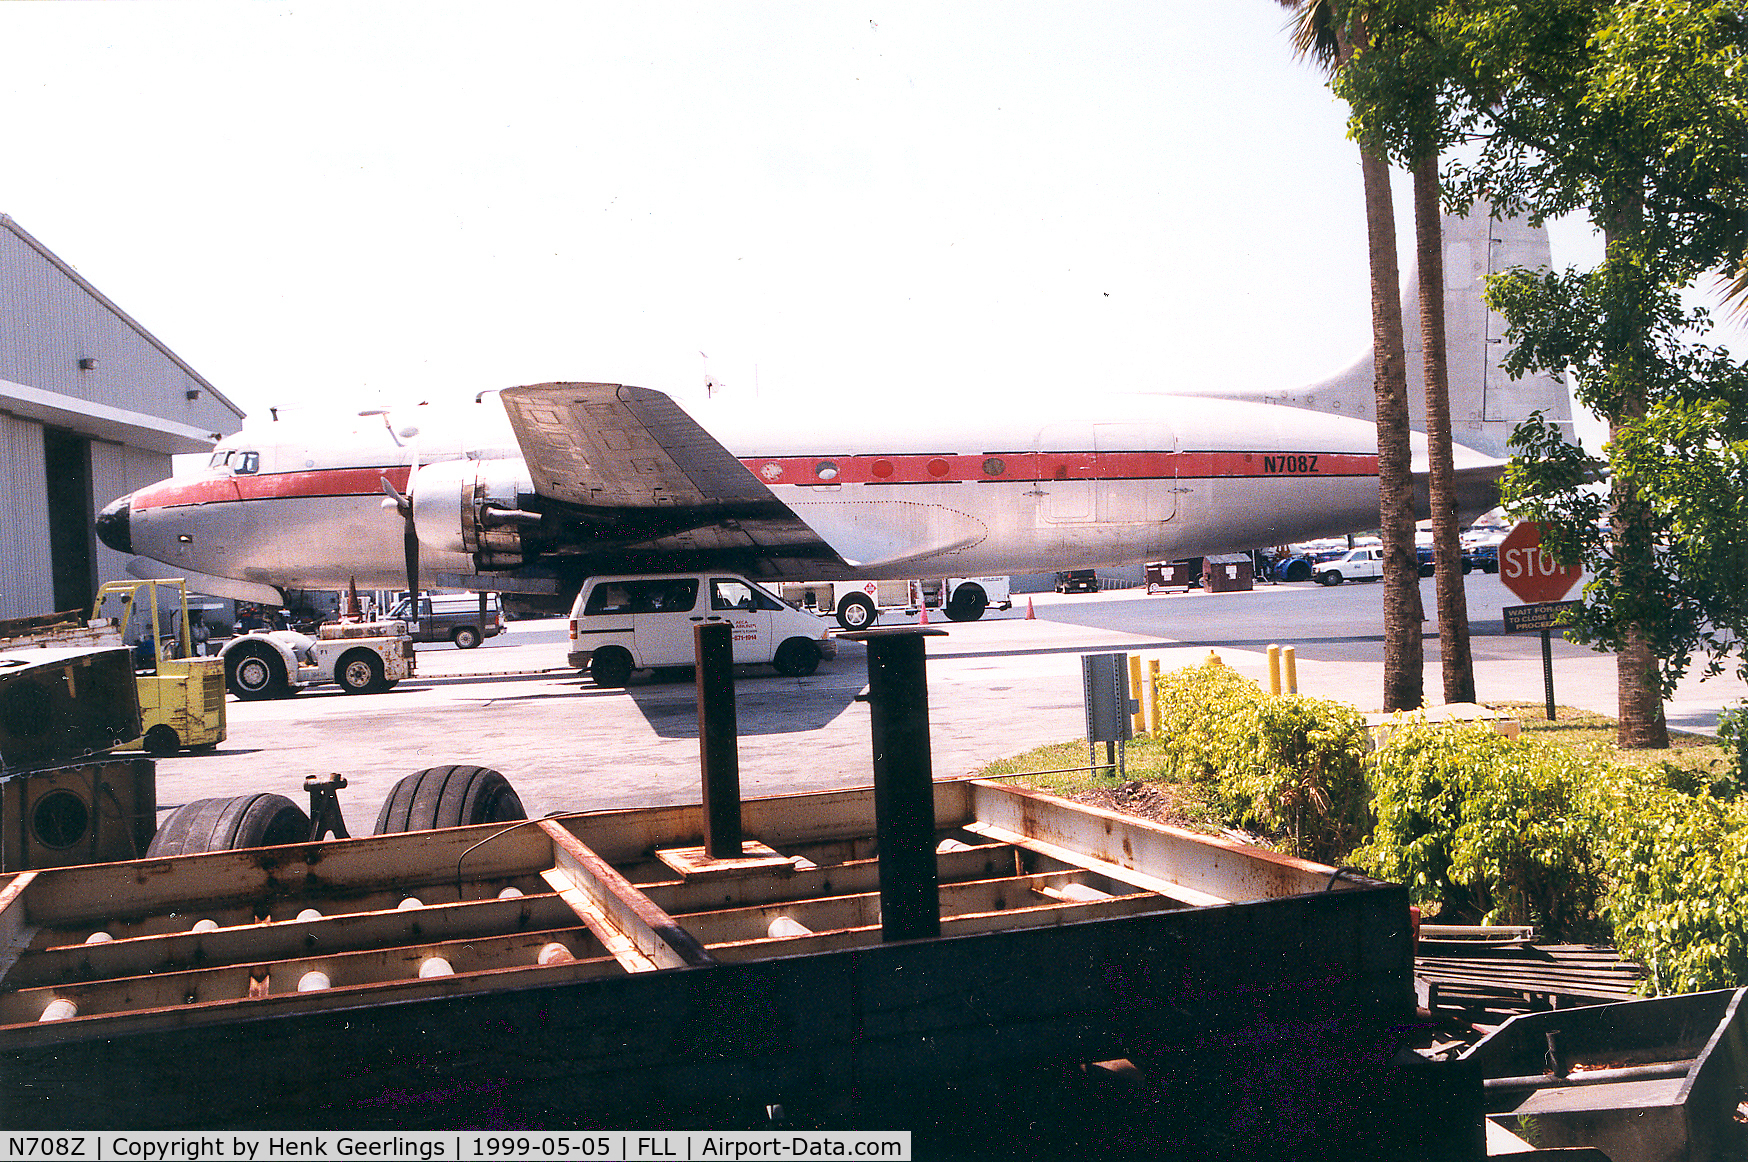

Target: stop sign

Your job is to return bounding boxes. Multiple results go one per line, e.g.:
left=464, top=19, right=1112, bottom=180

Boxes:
left=1498, top=521, right=1582, bottom=604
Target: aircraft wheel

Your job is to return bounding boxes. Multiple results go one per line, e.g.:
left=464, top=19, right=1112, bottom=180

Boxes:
left=226, top=644, right=288, bottom=700
left=373, top=765, right=527, bottom=834
left=452, top=625, right=482, bottom=649
left=773, top=637, right=822, bottom=677
left=837, top=594, right=877, bottom=631
left=336, top=649, right=388, bottom=694
left=143, top=724, right=181, bottom=756
left=589, top=647, right=633, bottom=688
left=944, top=586, right=988, bottom=622
left=147, top=793, right=311, bottom=856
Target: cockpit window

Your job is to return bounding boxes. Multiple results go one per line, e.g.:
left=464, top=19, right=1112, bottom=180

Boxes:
left=208, top=449, right=260, bottom=474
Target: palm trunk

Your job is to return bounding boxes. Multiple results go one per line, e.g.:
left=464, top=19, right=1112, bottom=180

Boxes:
left=1360, top=147, right=1424, bottom=712
left=1413, top=155, right=1475, bottom=704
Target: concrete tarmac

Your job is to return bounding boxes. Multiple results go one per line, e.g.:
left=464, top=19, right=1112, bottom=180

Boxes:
left=151, top=572, right=1746, bottom=828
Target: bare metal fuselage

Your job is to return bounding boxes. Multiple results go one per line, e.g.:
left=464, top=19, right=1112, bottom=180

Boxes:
left=110, top=390, right=1429, bottom=595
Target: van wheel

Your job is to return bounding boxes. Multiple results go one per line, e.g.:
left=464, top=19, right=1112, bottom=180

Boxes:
left=226, top=643, right=289, bottom=700
left=373, top=765, right=527, bottom=834
left=147, top=794, right=311, bottom=855
left=837, top=594, right=877, bottom=631
left=589, top=647, right=633, bottom=688
left=452, top=626, right=482, bottom=649
left=143, top=724, right=181, bottom=756
left=336, top=649, right=388, bottom=694
left=773, top=638, right=822, bottom=677
left=944, top=586, right=988, bottom=622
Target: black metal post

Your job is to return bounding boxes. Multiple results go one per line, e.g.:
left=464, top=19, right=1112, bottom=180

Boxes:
left=857, top=628, right=945, bottom=942
left=1541, top=629, right=1556, bottom=722
left=695, top=621, right=742, bottom=859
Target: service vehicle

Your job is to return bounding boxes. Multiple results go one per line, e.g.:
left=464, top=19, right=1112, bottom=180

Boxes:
left=220, top=616, right=415, bottom=699
left=780, top=576, right=1011, bottom=630
left=567, top=572, right=836, bottom=686
left=388, top=591, right=504, bottom=648
left=0, top=579, right=225, bottom=755
left=1315, top=546, right=1385, bottom=585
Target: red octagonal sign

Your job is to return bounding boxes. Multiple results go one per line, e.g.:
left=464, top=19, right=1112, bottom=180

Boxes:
left=1498, top=521, right=1582, bottom=604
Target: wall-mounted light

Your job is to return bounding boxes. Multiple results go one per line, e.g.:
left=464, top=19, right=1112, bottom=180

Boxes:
left=77, top=358, right=98, bottom=371
left=186, top=389, right=201, bottom=401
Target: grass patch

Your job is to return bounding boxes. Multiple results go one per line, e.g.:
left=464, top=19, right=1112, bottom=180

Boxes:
left=975, top=735, right=1229, bottom=832
left=1490, top=702, right=1731, bottom=777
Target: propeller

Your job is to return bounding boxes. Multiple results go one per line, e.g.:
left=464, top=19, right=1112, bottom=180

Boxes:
left=371, top=409, right=422, bottom=602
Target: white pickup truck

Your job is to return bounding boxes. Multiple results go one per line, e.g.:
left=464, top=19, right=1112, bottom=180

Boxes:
left=1314, top=546, right=1385, bottom=585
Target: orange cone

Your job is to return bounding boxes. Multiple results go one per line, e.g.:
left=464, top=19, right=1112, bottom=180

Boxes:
left=1025, top=596, right=1035, bottom=620
left=919, top=602, right=928, bottom=625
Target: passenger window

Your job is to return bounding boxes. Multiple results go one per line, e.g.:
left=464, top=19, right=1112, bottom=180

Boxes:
left=585, top=584, right=635, bottom=615
left=711, top=580, right=755, bottom=611
left=647, top=580, right=697, bottom=612
left=748, top=585, right=784, bottom=612
left=235, top=452, right=260, bottom=474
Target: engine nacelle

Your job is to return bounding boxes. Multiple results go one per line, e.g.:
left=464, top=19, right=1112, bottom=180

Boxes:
left=410, top=458, right=539, bottom=569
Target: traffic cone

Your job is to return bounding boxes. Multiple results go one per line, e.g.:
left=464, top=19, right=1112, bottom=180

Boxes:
left=1025, top=596, right=1035, bottom=620
left=919, top=602, right=928, bottom=625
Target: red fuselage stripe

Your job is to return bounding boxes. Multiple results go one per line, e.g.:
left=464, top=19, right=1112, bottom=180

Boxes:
left=132, top=453, right=1378, bottom=510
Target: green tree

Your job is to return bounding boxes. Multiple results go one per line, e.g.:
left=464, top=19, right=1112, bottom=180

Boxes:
left=1336, top=0, right=1748, bottom=746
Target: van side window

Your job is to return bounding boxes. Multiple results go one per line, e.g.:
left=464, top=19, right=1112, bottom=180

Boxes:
left=585, top=584, right=635, bottom=615
left=585, top=580, right=698, bottom=616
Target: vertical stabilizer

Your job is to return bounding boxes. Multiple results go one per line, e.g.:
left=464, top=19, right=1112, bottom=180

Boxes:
left=1227, top=206, right=1573, bottom=460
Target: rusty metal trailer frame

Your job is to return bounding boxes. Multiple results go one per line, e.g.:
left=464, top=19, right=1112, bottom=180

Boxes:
left=0, top=780, right=1422, bottom=1143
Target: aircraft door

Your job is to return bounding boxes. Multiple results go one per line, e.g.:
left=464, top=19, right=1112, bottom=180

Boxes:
left=708, top=578, right=775, bottom=663
left=1034, top=424, right=1095, bottom=524
left=1095, top=422, right=1176, bottom=523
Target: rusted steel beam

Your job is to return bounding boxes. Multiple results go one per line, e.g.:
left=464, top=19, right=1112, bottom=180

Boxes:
left=694, top=621, right=742, bottom=859
left=539, top=819, right=714, bottom=969
left=851, top=628, right=947, bottom=942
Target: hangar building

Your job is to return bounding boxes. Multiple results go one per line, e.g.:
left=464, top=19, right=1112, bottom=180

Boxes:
left=0, top=215, right=245, bottom=620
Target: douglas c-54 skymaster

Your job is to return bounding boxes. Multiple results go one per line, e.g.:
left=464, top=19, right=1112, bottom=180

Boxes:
left=96, top=208, right=1570, bottom=611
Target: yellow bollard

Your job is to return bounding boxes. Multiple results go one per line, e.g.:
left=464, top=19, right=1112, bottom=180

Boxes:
left=1206, top=650, right=1223, bottom=667
left=1129, top=654, right=1146, bottom=736
left=1267, top=644, right=1282, bottom=696
left=1283, top=646, right=1298, bottom=695
left=1147, top=658, right=1161, bottom=737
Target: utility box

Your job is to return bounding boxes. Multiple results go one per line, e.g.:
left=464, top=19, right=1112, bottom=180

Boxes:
left=1202, top=553, right=1255, bottom=593
left=1145, top=560, right=1194, bottom=593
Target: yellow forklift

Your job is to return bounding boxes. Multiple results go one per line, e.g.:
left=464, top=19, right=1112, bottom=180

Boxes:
left=0, top=579, right=226, bottom=754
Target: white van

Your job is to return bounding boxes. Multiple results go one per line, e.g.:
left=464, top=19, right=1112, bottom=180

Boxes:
left=567, top=573, right=837, bottom=687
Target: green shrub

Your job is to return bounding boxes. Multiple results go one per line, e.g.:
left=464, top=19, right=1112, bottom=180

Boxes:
left=1153, top=659, right=1370, bottom=862
left=1353, top=722, right=1608, bottom=939
left=1590, top=765, right=1748, bottom=994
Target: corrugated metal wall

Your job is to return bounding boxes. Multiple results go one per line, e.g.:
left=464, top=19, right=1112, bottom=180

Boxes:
left=0, top=217, right=241, bottom=619
left=0, top=220, right=241, bottom=439
left=0, top=412, right=54, bottom=619
left=90, top=439, right=172, bottom=591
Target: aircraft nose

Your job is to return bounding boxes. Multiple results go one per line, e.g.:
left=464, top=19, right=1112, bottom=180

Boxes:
left=96, top=494, right=133, bottom=554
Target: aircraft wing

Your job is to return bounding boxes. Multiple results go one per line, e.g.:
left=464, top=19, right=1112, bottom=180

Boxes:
left=497, top=382, right=847, bottom=574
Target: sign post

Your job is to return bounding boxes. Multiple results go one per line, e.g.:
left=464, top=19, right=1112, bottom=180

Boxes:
left=1497, top=521, right=1583, bottom=720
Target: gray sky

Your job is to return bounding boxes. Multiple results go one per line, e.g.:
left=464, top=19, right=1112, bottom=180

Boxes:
left=3, top=1, right=1741, bottom=430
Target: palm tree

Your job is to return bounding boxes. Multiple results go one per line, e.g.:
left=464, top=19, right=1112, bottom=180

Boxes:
left=1282, top=0, right=1424, bottom=711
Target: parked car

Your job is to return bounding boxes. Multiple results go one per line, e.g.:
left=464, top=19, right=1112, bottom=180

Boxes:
left=567, top=572, right=837, bottom=687
left=389, top=592, right=504, bottom=649
left=1416, top=546, right=1476, bottom=577
left=1054, top=570, right=1099, bottom=594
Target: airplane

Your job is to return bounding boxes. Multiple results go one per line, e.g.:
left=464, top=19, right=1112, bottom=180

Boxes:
left=95, top=206, right=1572, bottom=615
